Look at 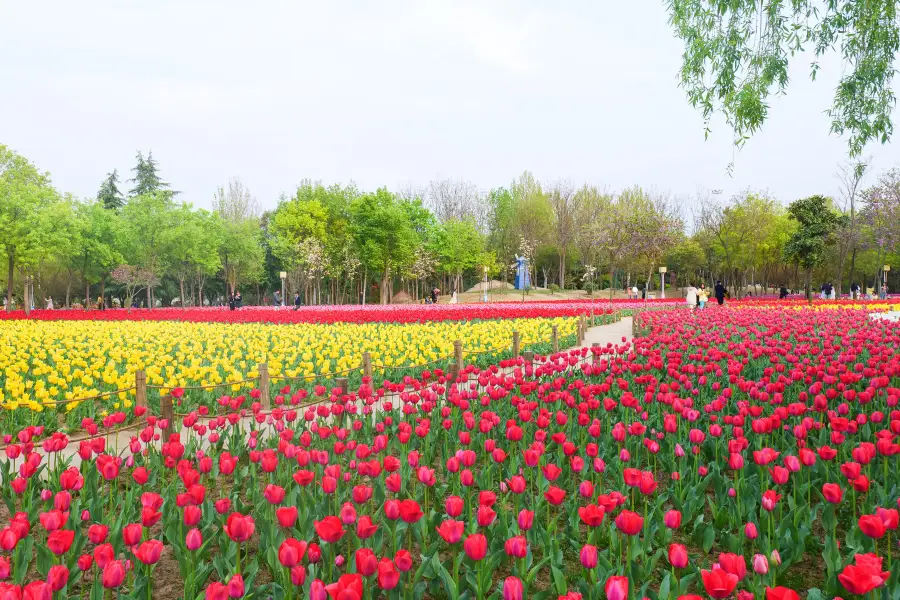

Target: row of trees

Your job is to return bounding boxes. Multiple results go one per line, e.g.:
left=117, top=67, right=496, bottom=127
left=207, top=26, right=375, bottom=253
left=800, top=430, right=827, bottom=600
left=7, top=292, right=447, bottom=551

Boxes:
left=1, top=144, right=898, bottom=310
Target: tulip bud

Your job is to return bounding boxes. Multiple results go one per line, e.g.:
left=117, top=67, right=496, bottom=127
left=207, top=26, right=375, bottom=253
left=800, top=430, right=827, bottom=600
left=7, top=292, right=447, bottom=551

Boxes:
left=579, top=545, right=598, bottom=569
left=770, top=550, right=781, bottom=565
left=744, top=522, right=758, bottom=539
left=752, top=554, right=768, bottom=575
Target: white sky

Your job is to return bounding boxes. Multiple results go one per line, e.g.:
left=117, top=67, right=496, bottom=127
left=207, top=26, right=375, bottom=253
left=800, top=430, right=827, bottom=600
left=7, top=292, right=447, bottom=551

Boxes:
left=2, top=0, right=899, bottom=214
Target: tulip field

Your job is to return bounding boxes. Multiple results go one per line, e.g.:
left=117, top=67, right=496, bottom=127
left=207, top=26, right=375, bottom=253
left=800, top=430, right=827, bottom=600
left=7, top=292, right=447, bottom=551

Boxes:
left=1, top=302, right=900, bottom=599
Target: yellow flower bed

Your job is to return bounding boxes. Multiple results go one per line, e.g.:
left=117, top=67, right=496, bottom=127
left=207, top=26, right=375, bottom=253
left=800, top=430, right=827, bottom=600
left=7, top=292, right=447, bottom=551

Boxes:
left=0, top=317, right=577, bottom=411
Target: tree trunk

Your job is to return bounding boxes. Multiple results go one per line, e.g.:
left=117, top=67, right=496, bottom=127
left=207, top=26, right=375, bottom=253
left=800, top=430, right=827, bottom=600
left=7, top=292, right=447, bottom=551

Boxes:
left=849, top=247, right=858, bottom=295
left=23, top=276, right=30, bottom=316
left=805, top=268, right=812, bottom=301
left=65, top=273, right=71, bottom=309
left=380, top=268, right=390, bottom=305
left=6, top=247, right=14, bottom=312
left=180, top=279, right=186, bottom=309
left=100, top=278, right=105, bottom=309
left=85, top=280, right=91, bottom=311
left=146, top=285, right=152, bottom=309
left=558, top=251, right=566, bottom=289
left=608, top=266, right=615, bottom=300
left=362, top=268, right=368, bottom=305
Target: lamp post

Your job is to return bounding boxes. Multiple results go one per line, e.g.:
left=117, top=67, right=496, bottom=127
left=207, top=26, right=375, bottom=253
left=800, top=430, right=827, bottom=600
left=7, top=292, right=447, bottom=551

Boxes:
left=659, top=266, right=667, bottom=299
left=279, top=271, right=287, bottom=307
left=482, top=266, right=488, bottom=303
left=884, top=265, right=891, bottom=298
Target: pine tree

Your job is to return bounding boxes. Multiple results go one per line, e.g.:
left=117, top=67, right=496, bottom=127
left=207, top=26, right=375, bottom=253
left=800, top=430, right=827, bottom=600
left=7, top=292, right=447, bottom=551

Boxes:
left=128, top=150, right=174, bottom=197
left=97, top=169, right=124, bottom=210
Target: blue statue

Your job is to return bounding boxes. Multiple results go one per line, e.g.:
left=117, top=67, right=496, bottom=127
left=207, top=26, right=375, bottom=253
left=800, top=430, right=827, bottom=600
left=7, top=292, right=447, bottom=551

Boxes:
left=514, top=255, right=531, bottom=290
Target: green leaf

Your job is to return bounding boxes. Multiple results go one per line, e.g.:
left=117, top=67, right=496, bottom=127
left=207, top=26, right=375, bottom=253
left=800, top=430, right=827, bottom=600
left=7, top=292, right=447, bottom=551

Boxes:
left=551, top=566, right=567, bottom=596
left=432, top=556, right=459, bottom=600
left=702, top=525, right=716, bottom=553
left=658, top=573, right=671, bottom=600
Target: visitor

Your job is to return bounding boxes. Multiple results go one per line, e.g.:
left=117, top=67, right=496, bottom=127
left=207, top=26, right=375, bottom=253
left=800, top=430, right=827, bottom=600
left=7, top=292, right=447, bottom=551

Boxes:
left=631, top=285, right=638, bottom=299
left=425, top=297, right=432, bottom=304
left=95, top=296, right=104, bottom=311
left=273, top=290, right=282, bottom=307
left=450, top=289, right=458, bottom=304
left=685, top=283, right=698, bottom=310
left=698, top=284, right=708, bottom=309
left=431, top=288, right=439, bottom=304
left=779, top=286, right=788, bottom=300
left=714, top=281, right=726, bottom=306
left=824, top=281, right=834, bottom=300
left=228, top=293, right=235, bottom=311
left=851, top=282, right=861, bottom=299
left=641, top=287, right=646, bottom=300
left=293, top=292, right=302, bottom=310
left=45, top=296, right=54, bottom=310
left=880, top=284, right=888, bottom=300
left=234, top=290, right=242, bottom=309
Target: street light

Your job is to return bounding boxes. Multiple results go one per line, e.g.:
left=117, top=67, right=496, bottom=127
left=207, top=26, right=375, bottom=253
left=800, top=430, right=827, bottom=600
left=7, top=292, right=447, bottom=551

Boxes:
left=884, top=265, right=891, bottom=297
left=482, top=266, right=488, bottom=303
left=659, top=266, right=667, bottom=299
left=279, top=271, right=287, bottom=307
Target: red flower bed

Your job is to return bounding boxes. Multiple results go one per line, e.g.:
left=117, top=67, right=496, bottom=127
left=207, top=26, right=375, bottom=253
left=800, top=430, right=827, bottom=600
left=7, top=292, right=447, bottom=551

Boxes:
left=2, top=306, right=899, bottom=599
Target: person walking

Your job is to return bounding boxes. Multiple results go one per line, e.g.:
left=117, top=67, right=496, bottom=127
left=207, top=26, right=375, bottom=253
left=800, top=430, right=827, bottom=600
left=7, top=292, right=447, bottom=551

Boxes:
left=273, top=290, right=282, bottom=307
left=228, top=292, right=235, bottom=311
left=698, top=284, right=709, bottom=309
left=779, top=286, right=788, bottom=300
left=851, top=282, right=861, bottom=300
left=431, top=287, right=439, bottom=304
left=293, top=292, right=302, bottom=310
left=685, top=284, right=698, bottom=310
left=714, top=281, right=726, bottom=306
left=234, top=290, right=242, bottom=309
left=45, top=296, right=54, bottom=310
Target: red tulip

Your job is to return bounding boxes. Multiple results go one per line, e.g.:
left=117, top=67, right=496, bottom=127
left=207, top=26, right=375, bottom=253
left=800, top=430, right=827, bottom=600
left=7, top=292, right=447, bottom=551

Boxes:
left=122, top=523, right=142, bottom=547
left=765, top=587, right=800, bottom=600
left=605, top=576, right=628, bottom=600
left=93, top=544, right=114, bottom=569
left=822, top=483, right=843, bottom=504
left=614, top=510, right=643, bottom=535
left=701, top=567, right=739, bottom=599
left=838, top=553, right=890, bottom=595
left=264, top=484, right=285, bottom=505
left=399, top=500, right=423, bottom=523
left=46, top=530, right=74, bottom=556
left=185, top=528, right=203, bottom=551
left=503, top=577, right=524, bottom=600
left=324, top=574, right=363, bottom=600
left=47, top=565, right=69, bottom=592
left=464, top=533, right=487, bottom=561
left=224, top=513, right=255, bottom=543
left=504, top=536, right=527, bottom=558
left=578, top=504, right=605, bottom=527
left=859, top=514, right=886, bottom=539
left=377, top=558, right=400, bottom=590
left=276, top=506, right=298, bottom=528
left=668, top=543, right=688, bottom=568
left=436, top=520, right=464, bottom=544
left=718, top=553, right=747, bottom=581
left=394, top=549, right=413, bottom=572
left=664, top=510, right=682, bottom=529
left=101, top=561, right=126, bottom=589
left=278, top=538, right=307, bottom=568
left=356, top=516, right=378, bottom=539
left=227, top=574, right=244, bottom=599
left=134, top=540, right=163, bottom=565
left=23, top=581, right=50, bottom=600
left=445, top=496, right=464, bottom=517
left=580, top=544, right=598, bottom=569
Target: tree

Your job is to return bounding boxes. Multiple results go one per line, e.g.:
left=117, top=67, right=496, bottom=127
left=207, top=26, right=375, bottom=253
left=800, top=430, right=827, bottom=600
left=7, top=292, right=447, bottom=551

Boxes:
left=425, top=178, right=487, bottom=231
left=349, top=188, right=417, bottom=304
left=214, top=179, right=265, bottom=296
left=169, top=206, right=221, bottom=307
left=668, top=1, right=900, bottom=157
left=0, top=145, right=60, bottom=312
left=129, top=151, right=173, bottom=197
left=120, top=191, right=180, bottom=307
left=861, top=168, right=900, bottom=291
left=71, top=199, right=123, bottom=308
left=547, top=180, right=578, bottom=288
left=434, top=219, right=483, bottom=293
left=97, top=169, right=124, bottom=210
left=486, top=187, right=517, bottom=283
left=785, top=195, right=845, bottom=299
left=835, top=159, right=871, bottom=292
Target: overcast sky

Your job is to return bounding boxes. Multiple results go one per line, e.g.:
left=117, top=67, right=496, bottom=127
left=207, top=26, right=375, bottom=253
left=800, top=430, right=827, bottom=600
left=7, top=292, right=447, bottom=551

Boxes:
left=3, top=0, right=899, bottom=215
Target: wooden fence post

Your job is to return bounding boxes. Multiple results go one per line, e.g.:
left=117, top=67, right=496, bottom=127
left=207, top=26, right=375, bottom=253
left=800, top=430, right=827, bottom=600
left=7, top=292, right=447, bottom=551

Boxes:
left=362, top=352, right=372, bottom=381
left=453, top=340, right=463, bottom=373
left=336, top=377, right=349, bottom=396
left=258, top=362, right=270, bottom=410
left=512, top=331, right=521, bottom=358
left=552, top=326, right=559, bottom=354
left=135, top=370, right=147, bottom=409
left=523, top=350, right=534, bottom=368
left=160, top=395, right=174, bottom=439
left=590, top=309, right=595, bottom=326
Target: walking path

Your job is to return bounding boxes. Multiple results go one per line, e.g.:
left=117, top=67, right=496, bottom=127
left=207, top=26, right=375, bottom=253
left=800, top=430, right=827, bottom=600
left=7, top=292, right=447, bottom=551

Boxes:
left=579, top=316, right=633, bottom=349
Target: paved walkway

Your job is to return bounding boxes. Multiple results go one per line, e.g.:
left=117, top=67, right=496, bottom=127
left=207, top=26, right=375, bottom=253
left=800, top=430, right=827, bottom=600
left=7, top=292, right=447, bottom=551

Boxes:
left=579, top=316, right=633, bottom=349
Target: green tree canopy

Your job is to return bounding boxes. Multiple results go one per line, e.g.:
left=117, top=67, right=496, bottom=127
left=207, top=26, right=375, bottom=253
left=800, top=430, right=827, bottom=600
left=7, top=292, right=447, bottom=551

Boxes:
left=668, top=0, right=899, bottom=156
